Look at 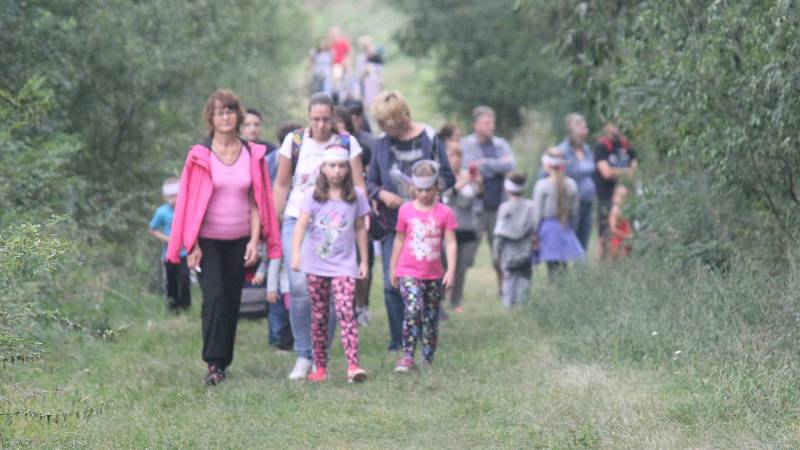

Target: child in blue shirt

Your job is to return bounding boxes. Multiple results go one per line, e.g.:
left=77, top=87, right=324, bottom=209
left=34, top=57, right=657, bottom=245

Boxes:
left=149, top=177, right=191, bottom=311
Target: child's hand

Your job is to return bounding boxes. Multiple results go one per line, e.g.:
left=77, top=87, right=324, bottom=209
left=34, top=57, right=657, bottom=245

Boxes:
left=291, top=254, right=301, bottom=272
left=266, top=291, right=278, bottom=304
left=187, top=245, right=202, bottom=270
left=442, top=270, right=455, bottom=290
left=358, top=262, right=369, bottom=280
left=251, top=274, right=264, bottom=285
left=390, top=273, right=398, bottom=288
left=531, top=236, right=539, bottom=251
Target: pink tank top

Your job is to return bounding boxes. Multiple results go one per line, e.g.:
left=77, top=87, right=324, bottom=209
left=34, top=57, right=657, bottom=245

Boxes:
left=199, top=147, right=252, bottom=240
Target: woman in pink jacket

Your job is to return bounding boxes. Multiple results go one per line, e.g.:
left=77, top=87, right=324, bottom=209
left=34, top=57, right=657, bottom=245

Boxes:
left=166, top=89, right=281, bottom=385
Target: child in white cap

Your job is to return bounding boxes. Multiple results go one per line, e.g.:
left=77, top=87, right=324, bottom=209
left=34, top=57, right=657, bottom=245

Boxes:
left=148, top=177, right=191, bottom=311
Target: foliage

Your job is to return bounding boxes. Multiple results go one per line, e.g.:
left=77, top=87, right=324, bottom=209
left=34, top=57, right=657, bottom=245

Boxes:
left=393, top=0, right=581, bottom=132
left=628, top=171, right=788, bottom=271
left=616, top=0, right=800, bottom=234
left=1, top=0, right=309, bottom=240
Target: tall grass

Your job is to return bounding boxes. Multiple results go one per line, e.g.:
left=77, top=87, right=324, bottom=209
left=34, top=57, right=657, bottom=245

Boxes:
left=531, top=252, right=800, bottom=443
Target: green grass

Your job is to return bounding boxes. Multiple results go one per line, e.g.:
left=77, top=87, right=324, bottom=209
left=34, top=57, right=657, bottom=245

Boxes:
left=4, top=1, right=798, bottom=448
left=2, top=245, right=791, bottom=448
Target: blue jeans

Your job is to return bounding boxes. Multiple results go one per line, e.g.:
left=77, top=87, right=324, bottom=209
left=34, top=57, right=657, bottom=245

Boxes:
left=576, top=200, right=594, bottom=252
left=268, top=300, right=291, bottom=349
left=283, top=217, right=336, bottom=360
left=381, top=231, right=404, bottom=351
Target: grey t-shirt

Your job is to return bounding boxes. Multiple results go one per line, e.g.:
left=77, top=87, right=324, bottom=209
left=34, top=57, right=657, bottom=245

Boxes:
left=531, top=177, right=580, bottom=229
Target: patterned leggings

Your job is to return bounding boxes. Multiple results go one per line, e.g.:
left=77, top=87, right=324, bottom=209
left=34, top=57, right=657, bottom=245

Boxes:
left=398, top=277, right=442, bottom=364
left=306, top=274, right=358, bottom=369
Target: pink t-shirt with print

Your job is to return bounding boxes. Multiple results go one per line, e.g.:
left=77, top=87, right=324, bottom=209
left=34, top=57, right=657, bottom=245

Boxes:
left=395, top=201, right=457, bottom=280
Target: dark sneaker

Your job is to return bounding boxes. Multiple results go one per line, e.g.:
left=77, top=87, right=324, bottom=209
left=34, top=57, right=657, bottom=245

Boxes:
left=204, top=365, right=225, bottom=386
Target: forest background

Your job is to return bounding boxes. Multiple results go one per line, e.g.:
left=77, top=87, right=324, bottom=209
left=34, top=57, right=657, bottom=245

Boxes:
left=2, top=0, right=800, bottom=447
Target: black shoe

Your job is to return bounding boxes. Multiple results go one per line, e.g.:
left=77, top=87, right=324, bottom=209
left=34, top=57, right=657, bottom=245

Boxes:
left=204, top=365, right=225, bottom=386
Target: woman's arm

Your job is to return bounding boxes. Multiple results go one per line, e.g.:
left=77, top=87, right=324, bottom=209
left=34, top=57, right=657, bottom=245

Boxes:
left=291, top=211, right=311, bottom=271
left=244, top=195, right=261, bottom=267
left=389, top=232, right=405, bottom=288
left=273, top=154, right=293, bottom=218
left=355, top=216, right=369, bottom=279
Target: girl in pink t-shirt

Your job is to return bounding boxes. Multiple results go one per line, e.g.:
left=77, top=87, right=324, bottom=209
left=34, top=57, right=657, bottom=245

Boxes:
left=291, top=145, right=370, bottom=383
left=389, top=160, right=457, bottom=372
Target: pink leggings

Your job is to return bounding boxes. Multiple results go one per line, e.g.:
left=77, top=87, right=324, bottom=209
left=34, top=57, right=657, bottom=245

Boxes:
left=306, top=274, right=359, bottom=369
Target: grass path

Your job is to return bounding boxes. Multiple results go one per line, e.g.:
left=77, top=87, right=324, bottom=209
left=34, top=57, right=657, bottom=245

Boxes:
left=1, top=247, right=744, bottom=449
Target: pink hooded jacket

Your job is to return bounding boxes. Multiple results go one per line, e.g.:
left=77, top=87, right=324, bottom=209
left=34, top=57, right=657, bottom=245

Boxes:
left=165, top=141, right=281, bottom=263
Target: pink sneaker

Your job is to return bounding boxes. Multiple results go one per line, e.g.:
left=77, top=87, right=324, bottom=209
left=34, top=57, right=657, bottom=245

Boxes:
left=394, top=356, right=414, bottom=373
left=307, top=367, right=327, bottom=382
left=347, top=365, right=367, bottom=383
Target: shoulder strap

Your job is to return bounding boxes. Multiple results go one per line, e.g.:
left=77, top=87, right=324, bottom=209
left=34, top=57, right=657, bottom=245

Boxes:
left=338, top=133, right=351, bottom=150
left=291, top=129, right=304, bottom=175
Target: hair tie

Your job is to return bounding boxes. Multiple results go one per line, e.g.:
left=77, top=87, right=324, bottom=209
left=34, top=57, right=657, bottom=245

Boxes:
left=322, top=145, right=350, bottom=162
left=410, top=160, right=440, bottom=189
left=503, top=179, right=524, bottom=194
left=541, top=154, right=565, bottom=168
left=162, top=183, right=179, bottom=196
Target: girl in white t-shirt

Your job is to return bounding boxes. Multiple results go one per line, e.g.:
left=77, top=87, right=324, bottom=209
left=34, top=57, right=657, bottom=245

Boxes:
left=272, top=92, right=366, bottom=381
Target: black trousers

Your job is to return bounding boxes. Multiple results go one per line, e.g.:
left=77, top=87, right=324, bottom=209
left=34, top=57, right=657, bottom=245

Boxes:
left=198, top=237, right=248, bottom=369
left=164, top=256, right=191, bottom=310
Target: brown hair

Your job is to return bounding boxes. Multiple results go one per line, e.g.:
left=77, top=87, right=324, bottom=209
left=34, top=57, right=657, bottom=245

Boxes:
left=313, top=146, right=356, bottom=203
left=202, top=89, right=246, bottom=137
left=445, top=139, right=463, bottom=157
left=308, top=92, right=338, bottom=137
left=439, top=123, right=460, bottom=142
left=277, top=122, right=303, bottom=144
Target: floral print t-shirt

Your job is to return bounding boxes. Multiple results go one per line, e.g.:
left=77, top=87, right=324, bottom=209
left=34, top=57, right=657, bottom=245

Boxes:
left=395, top=201, right=457, bottom=280
left=299, top=188, right=371, bottom=277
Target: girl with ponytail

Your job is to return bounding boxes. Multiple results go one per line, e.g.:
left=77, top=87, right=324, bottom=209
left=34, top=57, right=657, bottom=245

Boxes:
left=532, top=147, right=584, bottom=280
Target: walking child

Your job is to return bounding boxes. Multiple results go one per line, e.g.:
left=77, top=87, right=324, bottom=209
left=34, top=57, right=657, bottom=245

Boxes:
left=608, top=184, right=632, bottom=260
left=443, top=139, right=482, bottom=313
left=291, top=145, right=370, bottom=383
left=533, top=148, right=584, bottom=280
left=148, top=177, right=191, bottom=311
left=389, top=160, right=457, bottom=372
left=493, top=171, right=536, bottom=308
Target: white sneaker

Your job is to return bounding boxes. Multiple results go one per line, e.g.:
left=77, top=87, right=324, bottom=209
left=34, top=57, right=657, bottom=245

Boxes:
left=288, top=357, right=312, bottom=380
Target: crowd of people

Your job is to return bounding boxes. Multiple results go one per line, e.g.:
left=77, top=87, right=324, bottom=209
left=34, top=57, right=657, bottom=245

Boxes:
left=308, top=27, right=384, bottom=110
left=148, top=83, right=638, bottom=386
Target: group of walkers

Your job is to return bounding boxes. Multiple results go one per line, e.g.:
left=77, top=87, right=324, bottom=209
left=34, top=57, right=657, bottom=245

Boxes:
left=308, top=26, right=384, bottom=109
left=148, top=84, right=638, bottom=385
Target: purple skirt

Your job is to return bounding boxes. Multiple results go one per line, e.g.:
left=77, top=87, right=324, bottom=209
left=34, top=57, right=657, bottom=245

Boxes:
left=538, top=218, right=585, bottom=262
